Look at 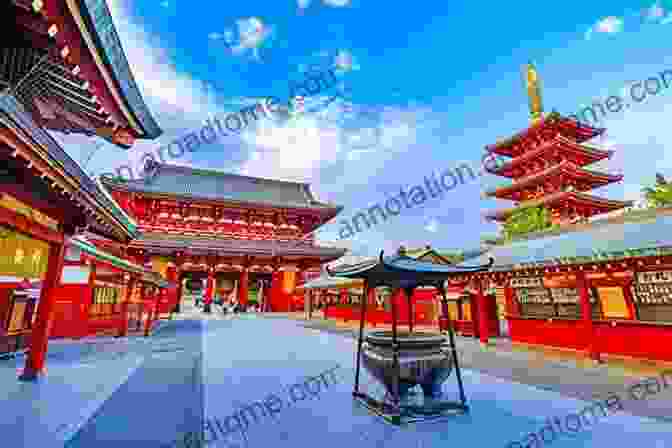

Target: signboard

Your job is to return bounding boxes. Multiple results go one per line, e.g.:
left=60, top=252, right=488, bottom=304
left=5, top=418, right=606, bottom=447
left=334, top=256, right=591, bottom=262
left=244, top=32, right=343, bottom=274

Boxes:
left=0, top=225, right=49, bottom=279
left=510, top=277, right=543, bottom=288
left=598, top=287, right=630, bottom=319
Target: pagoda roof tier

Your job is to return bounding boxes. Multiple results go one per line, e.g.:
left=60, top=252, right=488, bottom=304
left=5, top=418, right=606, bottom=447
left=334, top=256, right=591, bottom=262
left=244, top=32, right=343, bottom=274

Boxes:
left=486, top=134, right=613, bottom=178
left=129, top=233, right=347, bottom=261
left=484, top=160, right=623, bottom=201
left=102, top=163, right=343, bottom=217
left=484, top=191, right=632, bottom=222
left=485, top=111, right=604, bottom=158
left=0, top=94, right=137, bottom=242
left=6, top=0, right=162, bottom=146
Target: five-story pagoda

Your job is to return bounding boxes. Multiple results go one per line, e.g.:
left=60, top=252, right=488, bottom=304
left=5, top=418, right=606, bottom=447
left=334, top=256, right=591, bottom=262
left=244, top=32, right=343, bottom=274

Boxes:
left=483, top=63, right=632, bottom=225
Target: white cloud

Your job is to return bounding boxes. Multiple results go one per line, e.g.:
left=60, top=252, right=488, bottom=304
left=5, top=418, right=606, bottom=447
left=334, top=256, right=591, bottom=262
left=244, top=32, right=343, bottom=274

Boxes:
left=229, top=17, right=273, bottom=61
left=238, top=115, right=341, bottom=181
left=323, top=0, right=351, bottom=6
left=334, top=50, right=360, bottom=72
left=596, top=16, right=624, bottom=33
left=586, top=16, right=624, bottom=39
left=643, top=2, right=666, bottom=21
left=424, top=218, right=439, bottom=233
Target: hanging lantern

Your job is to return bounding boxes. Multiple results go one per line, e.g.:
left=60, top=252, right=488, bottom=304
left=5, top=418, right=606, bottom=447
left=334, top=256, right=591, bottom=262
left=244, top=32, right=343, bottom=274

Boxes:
left=283, top=271, right=296, bottom=294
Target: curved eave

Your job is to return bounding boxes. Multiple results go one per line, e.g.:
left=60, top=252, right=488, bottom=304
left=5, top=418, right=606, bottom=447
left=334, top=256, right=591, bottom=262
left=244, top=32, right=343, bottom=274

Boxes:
left=326, top=259, right=380, bottom=277
left=486, top=136, right=613, bottom=178
left=101, top=177, right=343, bottom=215
left=296, top=276, right=364, bottom=291
left=326, top=253, right=494, bottom=279
left=0, top=94, right=137, bottom=241
left=486, top=111, right=605, bottom=156
left=71, top=236, right=145, bottom=274
left=484, top=191, right=633, bottom=221
left=379, top=253, right=494, bottom=275
left=128, top=236, right=347, bottom=260
left=484, top=161, right=623, bottom=199
left=67, top=0, right=162, bottom=139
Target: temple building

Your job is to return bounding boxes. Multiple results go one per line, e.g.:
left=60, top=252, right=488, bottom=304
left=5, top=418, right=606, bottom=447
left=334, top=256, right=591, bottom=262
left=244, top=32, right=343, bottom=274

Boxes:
left=483, top=63, right=631, bottom=225
left=100, top=163, right=347, bottom=311
left=1, top=0, right=163, bottom=378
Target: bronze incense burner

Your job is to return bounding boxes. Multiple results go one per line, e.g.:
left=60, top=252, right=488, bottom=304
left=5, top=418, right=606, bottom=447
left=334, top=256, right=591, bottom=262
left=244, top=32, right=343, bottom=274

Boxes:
left=362, top=330, right=454, bottom=400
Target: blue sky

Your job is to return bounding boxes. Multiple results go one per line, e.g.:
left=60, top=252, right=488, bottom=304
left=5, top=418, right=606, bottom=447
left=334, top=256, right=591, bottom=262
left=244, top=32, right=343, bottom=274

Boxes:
left=56, top=0, right=672, bottom=256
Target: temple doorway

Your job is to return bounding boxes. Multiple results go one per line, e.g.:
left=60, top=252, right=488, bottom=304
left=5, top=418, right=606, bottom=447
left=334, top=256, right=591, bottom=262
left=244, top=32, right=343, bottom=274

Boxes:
left=248, top=273, right=272, bottom=311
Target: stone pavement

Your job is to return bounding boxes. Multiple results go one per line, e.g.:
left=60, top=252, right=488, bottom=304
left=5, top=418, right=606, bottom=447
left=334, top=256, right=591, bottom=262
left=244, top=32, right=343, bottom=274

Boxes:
left=0, top=313, right=669, bottom=448
left=265, top=313, right=672, bottom=422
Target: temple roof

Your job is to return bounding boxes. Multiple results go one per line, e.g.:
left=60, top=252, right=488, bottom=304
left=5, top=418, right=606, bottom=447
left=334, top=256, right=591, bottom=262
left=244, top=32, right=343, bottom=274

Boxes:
left=74, top=238, right=168, bottom=287
left=486, top=111, right=604, bottom=157
left=102, top=164, right=343, bottom=215
left=0, top=94, right=137, bottom=241
left=459, top=214, right=672, bottom=272
left=486, top=135, right=613, bottom=178
left=327, top=248, right=493, bottom=288
left=129, top=233, right=347, bottom=260
left=6, top=0, right=162, bottom=145
left=70, top=236, right=167, bottom=286
left=404, top=246, right=456, bottom=264
left=296, top=276, right=364, bottom=291
left=75, top=0, right=162, bottom=138
left=484, top=191, right=632, bottom=221
left=484, top=160, right=623, bottom=200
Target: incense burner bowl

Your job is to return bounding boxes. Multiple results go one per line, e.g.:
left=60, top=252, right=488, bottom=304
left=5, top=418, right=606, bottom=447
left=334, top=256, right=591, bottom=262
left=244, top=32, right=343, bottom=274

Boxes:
left=362, top=331, right=453, bottom=400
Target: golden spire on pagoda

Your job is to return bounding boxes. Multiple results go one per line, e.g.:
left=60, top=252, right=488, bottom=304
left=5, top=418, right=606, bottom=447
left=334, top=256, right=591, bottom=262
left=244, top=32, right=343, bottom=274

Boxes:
left=524, top=62, right=544, bottom=123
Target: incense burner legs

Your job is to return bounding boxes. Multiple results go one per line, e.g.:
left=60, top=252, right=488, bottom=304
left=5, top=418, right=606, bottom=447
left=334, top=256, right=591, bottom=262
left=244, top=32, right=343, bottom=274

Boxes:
left=361, top=331, right=453, bottom=401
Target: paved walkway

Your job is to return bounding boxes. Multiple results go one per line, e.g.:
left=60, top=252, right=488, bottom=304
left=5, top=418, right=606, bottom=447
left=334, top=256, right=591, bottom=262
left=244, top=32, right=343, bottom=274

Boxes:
left=282, top=314, right=672, bottom=422
left=0, top=313, right=669, bottom=448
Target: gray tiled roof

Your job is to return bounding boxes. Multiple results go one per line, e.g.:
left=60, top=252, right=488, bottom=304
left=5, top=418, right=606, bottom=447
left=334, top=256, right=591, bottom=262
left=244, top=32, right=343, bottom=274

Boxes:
left=460, top=214, right=672, bottom=271
left=108, top=164, right=342, bottom=212
left=131, top=233, right=347, bottom=259
left=78, top=0, right=162, bottom=139
left=328, top=253, right=493, bottom=278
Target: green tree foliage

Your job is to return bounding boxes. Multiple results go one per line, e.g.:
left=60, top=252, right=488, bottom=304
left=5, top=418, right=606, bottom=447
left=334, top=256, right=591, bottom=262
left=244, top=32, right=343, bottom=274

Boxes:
left=502, top=205, right=556, bottom=241
left=643, top=173, right=672, bottom=208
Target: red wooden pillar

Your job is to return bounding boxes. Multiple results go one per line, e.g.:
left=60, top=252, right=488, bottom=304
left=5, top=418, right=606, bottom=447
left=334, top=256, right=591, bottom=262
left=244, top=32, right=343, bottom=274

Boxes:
left=269, top=270, right=282, bottom=312
left=368, top=287, right=376, bottom=327
left=144, top=287, right=159, bottom=337
left=166, top=266, right=178, bottom=312
left=503, top=285, right=519, bottom=317
left=577, top=271, right=601, bottom=362
left=175, top=278, right=183, bottom=309
left=118, top=276, right=136, bottom=337
left=622, top=279, right=637, bottom=320
left=20, top=240, right=67, bottom=380
left=238, top=270, right=249, bottom=307
left=80, top=262, right=96, bottom=338
left=340, top=288, right=348, bottom=305
left=475, top=281, right=490, bottom=345
left=204, top=270, right=215, bottom=304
